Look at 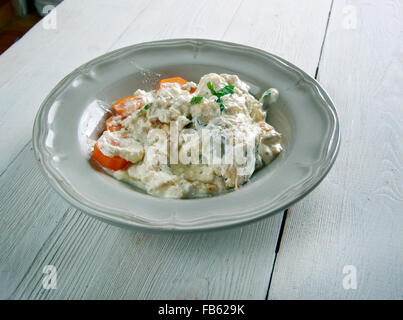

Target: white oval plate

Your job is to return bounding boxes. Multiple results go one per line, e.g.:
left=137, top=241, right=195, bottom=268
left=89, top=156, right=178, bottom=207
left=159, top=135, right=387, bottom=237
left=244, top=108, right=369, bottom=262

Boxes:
left=33, top=39, right=340, bottom=232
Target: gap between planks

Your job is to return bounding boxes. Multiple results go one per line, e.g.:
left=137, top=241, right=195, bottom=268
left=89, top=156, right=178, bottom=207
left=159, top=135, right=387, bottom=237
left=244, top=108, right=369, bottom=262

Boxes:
left=1, top=0, right=335, bottom=299
left=315, top=0, right=335, bottom=79
left=265, top=0, right=335, bottom=299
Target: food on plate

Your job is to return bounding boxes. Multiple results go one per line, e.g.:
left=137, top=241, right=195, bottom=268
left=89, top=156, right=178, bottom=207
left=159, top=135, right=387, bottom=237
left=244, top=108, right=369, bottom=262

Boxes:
left=91, top=73, right=282, bottom=198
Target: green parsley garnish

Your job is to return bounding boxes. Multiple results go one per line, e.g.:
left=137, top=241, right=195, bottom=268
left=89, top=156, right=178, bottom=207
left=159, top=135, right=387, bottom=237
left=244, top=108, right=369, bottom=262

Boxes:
left=263, top=91, right=271, bottom=98
left=219, top=102, right=225, bottom=113
left=217, top=85, right=235, bottom=96
left=207, top=82, right=216, bottom=95
left=138, top=103, right=152, bottom=114
left=206, top=82, right=234, bottom=113
left=191, top=96, right=203, bottom=104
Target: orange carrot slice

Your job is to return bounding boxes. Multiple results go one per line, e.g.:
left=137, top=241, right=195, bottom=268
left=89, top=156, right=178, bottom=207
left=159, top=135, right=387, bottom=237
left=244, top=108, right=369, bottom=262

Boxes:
left=92, top=143, right=130, bottom=171
left=104, top=116, right=122, bottom=132
left=111, top=95, right=143, bottom=116
left=158, top=77, right=187, bottom=89
left=158, top=77, right=196, bottom=93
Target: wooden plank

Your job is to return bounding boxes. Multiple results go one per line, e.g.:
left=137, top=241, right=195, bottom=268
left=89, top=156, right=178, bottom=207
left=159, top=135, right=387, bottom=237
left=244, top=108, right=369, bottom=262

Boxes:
left=0, top=143, right=71, bottom=299
left=0, top=148, right=283, bottom=300
left=219, top=0, right=333, bottom=75
left=110, top=0, right=332, bottom=74
left=0, top=0, right=332, bottom=299
left=10, top=198, right=282, bottom=300
left=0, top=0, right=151, bottom=175
left=0, top=0, right=332, bottom=176
left=268, top=0, right=403, bottom=299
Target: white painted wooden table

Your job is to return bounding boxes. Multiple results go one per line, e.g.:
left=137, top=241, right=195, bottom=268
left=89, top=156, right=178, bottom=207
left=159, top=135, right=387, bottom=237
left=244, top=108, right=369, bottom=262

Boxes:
left=1, top=0, right=402, bottom=300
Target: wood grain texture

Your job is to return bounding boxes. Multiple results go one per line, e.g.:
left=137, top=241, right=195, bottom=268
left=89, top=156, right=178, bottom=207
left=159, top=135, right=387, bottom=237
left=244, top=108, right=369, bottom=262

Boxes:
left=0, top=0, right=332, bottom=175
left=0, top=144, right=71, bottom=299
left=110, top=0, right=332, bottom=76
left=1, top=147, right=283, bottom=300
left=10, top=190, right=282, bottom=299
left=0, top=0, right=151, bottom=175
left=0, top=0, right=333, bottom=299
left=268, top=0, right=403, bottom=300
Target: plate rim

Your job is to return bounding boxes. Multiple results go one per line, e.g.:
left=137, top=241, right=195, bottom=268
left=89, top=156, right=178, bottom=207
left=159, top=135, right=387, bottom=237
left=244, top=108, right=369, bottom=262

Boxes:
left=32, top=38, right=341, bottom=232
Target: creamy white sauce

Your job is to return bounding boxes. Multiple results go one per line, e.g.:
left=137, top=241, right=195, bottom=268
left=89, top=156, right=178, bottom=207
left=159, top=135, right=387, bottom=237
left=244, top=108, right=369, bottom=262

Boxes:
left=96, top=73, right=282, bottom=198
